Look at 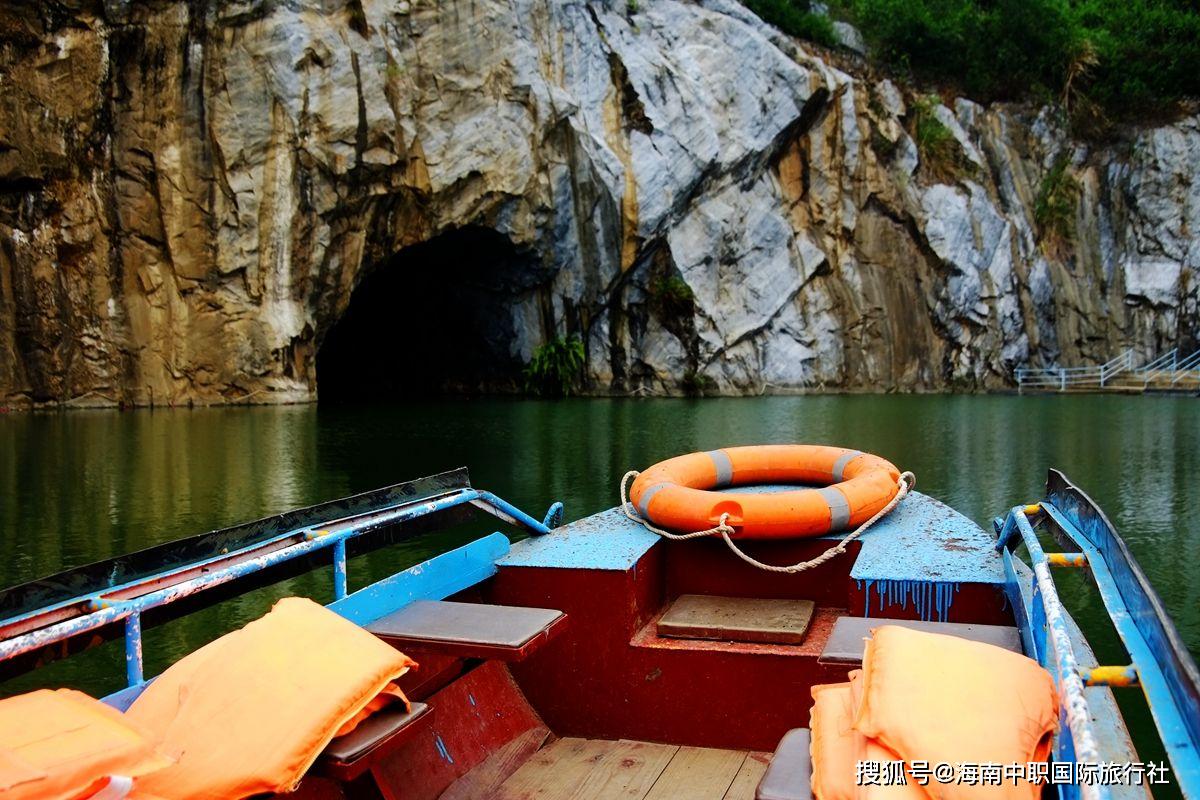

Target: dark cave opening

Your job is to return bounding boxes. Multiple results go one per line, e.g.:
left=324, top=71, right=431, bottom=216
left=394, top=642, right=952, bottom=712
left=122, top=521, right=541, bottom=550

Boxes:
left=315, top=227, right=545, bottom=402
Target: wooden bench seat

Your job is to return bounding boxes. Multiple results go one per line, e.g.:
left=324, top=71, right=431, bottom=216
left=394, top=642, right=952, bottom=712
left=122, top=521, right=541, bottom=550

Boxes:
left=315, top=701, right=432, bottom=782
left=366, top=600, right=567, bottom=662
left=818, top=616, right=1023, bottom=665
left=756, top=728, right=812, bottom=800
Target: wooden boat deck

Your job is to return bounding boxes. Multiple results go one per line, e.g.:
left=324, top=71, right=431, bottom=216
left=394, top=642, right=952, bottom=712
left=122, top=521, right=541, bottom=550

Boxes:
left=494, top=737, right=770, bottom=799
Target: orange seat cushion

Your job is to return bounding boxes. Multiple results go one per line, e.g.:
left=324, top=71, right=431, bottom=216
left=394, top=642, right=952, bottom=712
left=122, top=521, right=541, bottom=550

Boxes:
left=853, top=626, right=1057, bottom=800
left=126, top=597, right=416, bottom=799
left=0, top=688, right=171, bottom=800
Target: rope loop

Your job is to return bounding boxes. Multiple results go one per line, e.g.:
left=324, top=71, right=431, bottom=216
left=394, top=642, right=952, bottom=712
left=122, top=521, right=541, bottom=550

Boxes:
left=619, top=469, right=916, bottom=573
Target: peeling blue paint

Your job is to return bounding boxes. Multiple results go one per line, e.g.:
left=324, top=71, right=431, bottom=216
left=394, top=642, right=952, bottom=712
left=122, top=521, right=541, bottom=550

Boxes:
left=499, top=507, right=659, bottom=571
left=847, top=492, right=1006, bottom=587
left=857, top=578, right=961, bottom=621
left=434, top=734, right=454, bottom=764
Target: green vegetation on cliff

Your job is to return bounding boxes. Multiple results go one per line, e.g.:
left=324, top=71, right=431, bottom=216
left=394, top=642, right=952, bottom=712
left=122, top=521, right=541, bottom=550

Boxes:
left=1035, top=154, right=1080, bottom=254
left=908, top=95, right=961, bottom=179
left=742, top=0, right=838, bottom=48
left=759, top=0, right=1200, bottom=130
left=523, top=337, right=586, bottom=397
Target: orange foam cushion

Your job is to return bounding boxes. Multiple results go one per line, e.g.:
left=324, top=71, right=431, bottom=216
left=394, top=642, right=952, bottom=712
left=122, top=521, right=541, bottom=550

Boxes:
left=0, top=688, right=171, bottom=800
left=126, top=597, right=416, bottom=798
left=854, top=626, right=1057, bottom=800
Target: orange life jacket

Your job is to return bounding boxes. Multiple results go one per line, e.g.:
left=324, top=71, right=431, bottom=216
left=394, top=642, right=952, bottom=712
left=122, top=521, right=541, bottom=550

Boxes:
left=125, top=597, right=416, bottom=799
left=810, top=678, right=927, bottom=800
left=853, top=626, right=1057, bottom=800
left=0, top=688, right=171, bottom=800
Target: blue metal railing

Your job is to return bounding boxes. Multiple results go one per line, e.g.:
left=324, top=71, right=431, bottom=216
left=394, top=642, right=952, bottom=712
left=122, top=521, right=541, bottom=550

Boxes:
left=996, top=507, right=1109, bottom=800
left=0, top=478, right=555, bottom=688
left=996, top=471, right=1200, bottom=800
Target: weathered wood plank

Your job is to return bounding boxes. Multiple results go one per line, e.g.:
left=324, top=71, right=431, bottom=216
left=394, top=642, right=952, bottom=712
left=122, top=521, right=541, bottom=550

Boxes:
left=493, top=739, right=763, bottom=800
left=493, top=738, right=615, bottom=799
left=657, top=595, right=815, bottom=645
left=574, top=740, right=678, bottom=799
left=494, top=737, right=679, bottom=800
left=439, top=726, right=551, bottom=800
left=644, top=746, right=747, bottom=800
left=723, top=752, right=770, bottom=800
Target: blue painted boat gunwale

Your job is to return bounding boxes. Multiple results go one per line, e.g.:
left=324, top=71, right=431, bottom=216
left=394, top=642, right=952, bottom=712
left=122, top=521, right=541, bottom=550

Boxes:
left=997, top=469, right=1200, bottom=800
left=101, top=531, right=513, bottom=709
left=0, top=490, right=478, bottom=661
left=2, top=484, right=553, bottom=688
left=1006, top=555, right=1149, bottom=800
left=2, top=489, right=460, bottom=630
left=0, top=469, right=477, bottom=625
left=2, top=486, right=551, bottom=632
left=1034, top=500, right=1200, bottom=798
left=329, top=532, right=510, bottom=626
left=997, top=507, right=1111, bottom=800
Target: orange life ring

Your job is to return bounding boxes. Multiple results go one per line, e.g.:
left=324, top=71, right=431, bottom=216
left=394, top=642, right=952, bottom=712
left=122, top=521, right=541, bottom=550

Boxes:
left=629, top=445, right=902, bottom=539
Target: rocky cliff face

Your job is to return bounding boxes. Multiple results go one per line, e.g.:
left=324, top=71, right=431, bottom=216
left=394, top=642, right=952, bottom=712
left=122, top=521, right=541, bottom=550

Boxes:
left=1, top=0, right=1197, bottom=406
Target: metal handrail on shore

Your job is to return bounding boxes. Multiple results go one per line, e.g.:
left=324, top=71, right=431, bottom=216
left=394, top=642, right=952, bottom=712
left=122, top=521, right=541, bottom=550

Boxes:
left=1169, top=350, right=1200, bottom=384
left=1015, top=350, right=1133, bottom=391
left=1016, top=348, right=1200, bottom=393
left=1137, top=348, right=1179, bottom=386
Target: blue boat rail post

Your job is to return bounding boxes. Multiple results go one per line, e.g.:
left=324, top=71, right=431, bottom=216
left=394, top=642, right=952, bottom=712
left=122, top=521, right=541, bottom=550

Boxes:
left=996, top=507, right=1109, bottom=800
left=333, top=538, right=348, bottom=601
left=471, top=490, right=555, bottom=537
left=0, top=469, right=559, bottom=689
left=996, top=470, right=1200, bottom=800
left=542, top=501, right=564, bottom=529
left=124, top=612, right=143, bottom=686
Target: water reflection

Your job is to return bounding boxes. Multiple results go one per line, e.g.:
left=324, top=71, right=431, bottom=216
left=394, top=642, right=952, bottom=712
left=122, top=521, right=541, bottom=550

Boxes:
left=1, top=395, right=1197, bottom=699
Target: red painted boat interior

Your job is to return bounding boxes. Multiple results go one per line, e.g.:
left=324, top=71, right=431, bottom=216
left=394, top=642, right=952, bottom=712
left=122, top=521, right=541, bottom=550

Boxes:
left=286, top=531, right=1016, bottom=799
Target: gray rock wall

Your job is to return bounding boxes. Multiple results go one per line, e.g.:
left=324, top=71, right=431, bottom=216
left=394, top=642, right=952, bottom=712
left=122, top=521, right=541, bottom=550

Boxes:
left=0, top=0, right=1196, bottom=406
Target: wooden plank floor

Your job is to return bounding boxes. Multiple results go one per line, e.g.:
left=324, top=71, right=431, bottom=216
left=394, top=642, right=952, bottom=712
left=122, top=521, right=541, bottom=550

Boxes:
left=494, top=737, right=770, bottom=800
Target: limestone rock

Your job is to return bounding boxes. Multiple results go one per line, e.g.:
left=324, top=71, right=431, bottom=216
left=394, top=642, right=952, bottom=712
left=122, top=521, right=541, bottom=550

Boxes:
left=0, top=0, right=1196, bottom=406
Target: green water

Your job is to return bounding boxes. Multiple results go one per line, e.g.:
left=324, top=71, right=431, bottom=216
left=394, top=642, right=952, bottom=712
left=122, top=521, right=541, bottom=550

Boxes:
left=1, top=395, right=1197, bottom=776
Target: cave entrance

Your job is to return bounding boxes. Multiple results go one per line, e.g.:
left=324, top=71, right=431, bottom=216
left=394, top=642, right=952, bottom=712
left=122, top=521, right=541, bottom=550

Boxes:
left=315, top=227, right=543, bottom=402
